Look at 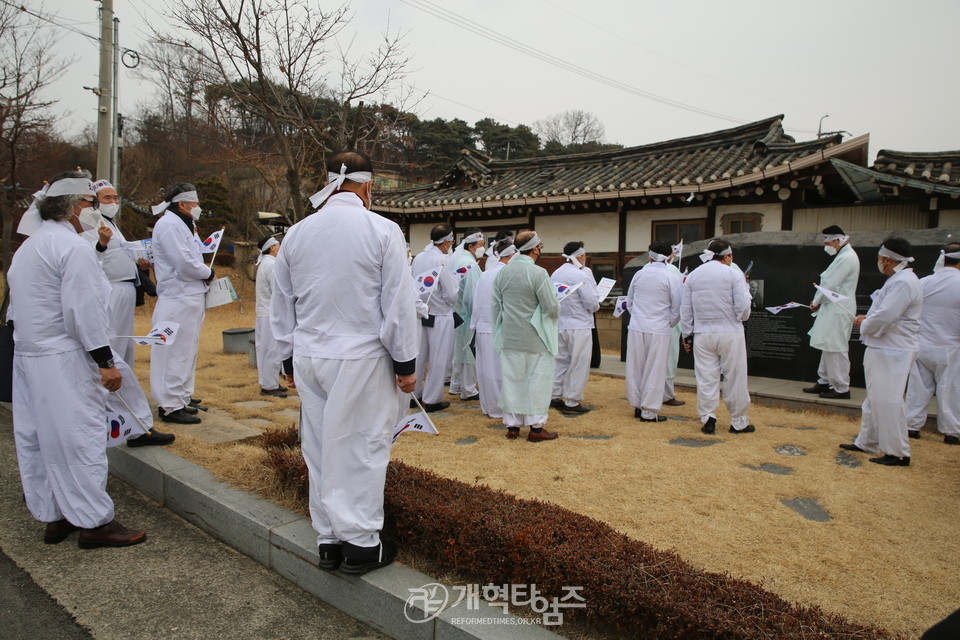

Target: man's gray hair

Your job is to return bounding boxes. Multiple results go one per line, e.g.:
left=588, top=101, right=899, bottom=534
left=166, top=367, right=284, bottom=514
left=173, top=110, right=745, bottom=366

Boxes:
left=38, top=169, right=93, bottom=222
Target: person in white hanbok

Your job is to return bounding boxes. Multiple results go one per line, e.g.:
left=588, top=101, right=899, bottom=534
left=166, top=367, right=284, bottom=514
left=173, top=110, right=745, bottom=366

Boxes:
left=805, top=225, right=860, bottom=399
left=410, top=224, right=458, bottom=412
left=81, top=179, right=149, bottom=368
left=843, top=238, right=923, bottom=466
left=471, top=238, right=516, bottom=419
left=255, top=236, right=288, bottom=397
left=549, top=241, right=599, bottom=414
left=271, top=151, right=419, bottom=575
left=449, top=229, right=485, bottom=401
left=680, top=239, right=754, bottom=434
left=492, top=231, right=560, bottom=442
left=627, top=242, right=682, bottom=422
left=149, top=183, right=214, bottom=425
left=905, top=244, right=960, bottom=445
left=8, top=170, right=146, bottom=548
left=661, top=246, right=686, bottom=407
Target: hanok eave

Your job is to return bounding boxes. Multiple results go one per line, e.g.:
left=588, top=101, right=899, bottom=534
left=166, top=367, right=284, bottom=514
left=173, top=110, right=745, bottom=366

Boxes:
left=373, top=115, right=869, bottom=283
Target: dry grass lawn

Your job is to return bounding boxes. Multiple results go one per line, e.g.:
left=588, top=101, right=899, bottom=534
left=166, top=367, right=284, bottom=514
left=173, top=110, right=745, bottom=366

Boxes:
left=132, top=267, right=959, bottom=638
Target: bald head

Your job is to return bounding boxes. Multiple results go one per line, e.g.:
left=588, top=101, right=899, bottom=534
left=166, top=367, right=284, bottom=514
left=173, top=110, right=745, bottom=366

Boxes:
left=515, top=230, right=536, bottom=253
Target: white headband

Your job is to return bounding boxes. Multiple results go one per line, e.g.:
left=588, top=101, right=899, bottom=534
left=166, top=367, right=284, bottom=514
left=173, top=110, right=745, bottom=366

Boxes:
left=878, top=245, right=914, bottom=263
left=460, top=232, right=483, bottom=248
left=93, top=178, right=114, bottom=193
left=649, top=251, right=669, bottom=263
left=499, top=244, right=517, bottom=258
left=562, top=246, right=585, bottom=268
left=256, top=237, right=280, bottom=265
left=152, top=190, right=199, bottom=215
left=700, top=246, right=732, bottom=263
left=17, top=178, right=95, bottom=236
left=823, top=234, right=849, bottom=244
left=934, top=249, right=960, bottom=273
left=433, top=232, right=454, bottom=246
left=517, top=233, right=541, bottom=253
left=308, top=163, right=373, bottom=209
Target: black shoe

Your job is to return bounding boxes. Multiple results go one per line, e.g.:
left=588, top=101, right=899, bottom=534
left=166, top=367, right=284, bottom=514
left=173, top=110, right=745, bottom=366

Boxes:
left=461, top=394, right=480, bottom=402
left=318, top=543, right=343, bottom=570
left=908, top=430, right=921, bottom=439
left=701, top=416, right=716, bottom=434
left=276, top=385, right=288, bottom=392
left=340, top=540, right=398, bottom=575
left=421, top=401, right=450, bottom=413
left=869, top=455, right=910, bottom=467
left=638, top=414, right=666, bottom=422
left=729, top=424, right=756, bottom=433
left=409, top=398, right=418, bottom=409
left=182, top=405, right=199, bottom=415
left=803, top=383, right=829, bottom=394
left=945, top=435, right=960, bottom=445
left=160, top=408, right=201, bottom=424
left=839, top=443, right=867, bottom=453
left=550, top=398, right=565, bottom=410
left=260, top=387, right=288, bottom=398
left=634, top=408, right=642, bottom=418
left=819, top=389, right=851, bottom=400
left=560, top=403, right=591, bottom=414
left=127, top=429, right=176, bottom=447
left=189, top=398, right=202, bottom=406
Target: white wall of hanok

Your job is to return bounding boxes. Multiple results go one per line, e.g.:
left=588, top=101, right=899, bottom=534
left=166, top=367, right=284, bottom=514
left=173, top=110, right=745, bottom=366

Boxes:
left=715, top=202, right=783, bottom=234
left=625, top=207, right=708, bottom=252
left=941, top=210, right=960, bottom=227
left=792, top=203, right=927, bottom=232
left=535, top=211, right=619, bottom=253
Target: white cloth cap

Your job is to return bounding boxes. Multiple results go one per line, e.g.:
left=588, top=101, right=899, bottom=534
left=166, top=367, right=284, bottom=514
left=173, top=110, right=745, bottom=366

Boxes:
left=699, top=246, right=732, bottom=263
left=517, top=233, right=541, bottom=253
left=308, top=163, right=373, bottom=209
left=17, top=178, right=95, bottom=237
left=256, top=237, right=280, bottom=265
left=152, top=190, right=199, bottom=216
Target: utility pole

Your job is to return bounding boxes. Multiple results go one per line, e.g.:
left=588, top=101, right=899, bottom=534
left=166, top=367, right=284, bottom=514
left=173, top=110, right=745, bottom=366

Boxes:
left=96, top=0, right=114, bottom=180
left=110, top=15, right=120, bottom=188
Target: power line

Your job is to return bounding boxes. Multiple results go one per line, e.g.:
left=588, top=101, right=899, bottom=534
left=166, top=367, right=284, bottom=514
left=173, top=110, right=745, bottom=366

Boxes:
left=400, top=0, right=749, bottom=125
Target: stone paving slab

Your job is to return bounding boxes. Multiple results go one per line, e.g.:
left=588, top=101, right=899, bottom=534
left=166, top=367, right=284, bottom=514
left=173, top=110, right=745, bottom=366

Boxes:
left=235, top=400, right=273, bottom=410
left=670, top=437, right=722, bottom=448
left=456, top=437, right=479, bottom=446
left=182, top=408, right=264, bottom=444
left=742, top=463, right=795, bottom=475
left=566, top=434, right=615, bottom=440
left=835, top=451, right=863, bottom=468
left=274, top=408, right=301, bottom=421
left=781, top=497, right=832, bottom=522
left=774, top=445, right=807, bottom=456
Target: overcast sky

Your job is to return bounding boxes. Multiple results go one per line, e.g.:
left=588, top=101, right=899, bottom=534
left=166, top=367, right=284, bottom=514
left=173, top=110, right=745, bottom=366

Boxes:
left=30, top=0, right=960, bottom=161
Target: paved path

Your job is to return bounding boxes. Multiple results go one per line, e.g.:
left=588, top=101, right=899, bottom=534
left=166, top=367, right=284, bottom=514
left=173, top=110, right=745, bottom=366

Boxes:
left=0, top=407, right=385, bottom=640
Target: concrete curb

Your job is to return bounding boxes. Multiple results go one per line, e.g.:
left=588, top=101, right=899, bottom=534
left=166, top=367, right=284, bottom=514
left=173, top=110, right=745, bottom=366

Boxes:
left=107, top=444, right=563, bottom=640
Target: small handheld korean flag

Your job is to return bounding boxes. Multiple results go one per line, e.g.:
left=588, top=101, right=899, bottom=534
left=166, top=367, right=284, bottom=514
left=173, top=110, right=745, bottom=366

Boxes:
left=105, top=390, right=149, bottom=447
left=393, top=410, right=439, bottom=444
left=416, top=269, right=441, bottom=295
left=454, top=263, right=475, bottom=280
left=813, top=283, right=850, bottom=303
left=612, top=296, right=629, bottom=318
left=556, top=281, right=584, bottom=302
left=765, top=302, right=808, bottom=315
left=118, top=321, right=180, bottom=346
left=199, top=229, right=224, bottom=254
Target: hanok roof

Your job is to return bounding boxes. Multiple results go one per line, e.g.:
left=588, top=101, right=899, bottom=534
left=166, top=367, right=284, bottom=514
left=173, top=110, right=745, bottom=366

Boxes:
left=831, top=150, right=960, bottom=203
left=373, top=115, right=869, bottom=215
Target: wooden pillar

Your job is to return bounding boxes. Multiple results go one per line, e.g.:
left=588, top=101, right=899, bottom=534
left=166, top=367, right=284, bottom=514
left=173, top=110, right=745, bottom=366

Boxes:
left=781, top=202, right=794, bottom=231
left=617, top=200, right=627, bottom=278
left=706, top=202, right=717, bottom=239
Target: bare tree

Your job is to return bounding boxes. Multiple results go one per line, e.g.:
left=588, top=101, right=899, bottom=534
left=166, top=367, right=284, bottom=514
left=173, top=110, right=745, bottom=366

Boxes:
left=533, top=109, right=606, bottom=148
left=0, top=4, right=71, bottom=278
left=156, top=0, right=411, bottom=221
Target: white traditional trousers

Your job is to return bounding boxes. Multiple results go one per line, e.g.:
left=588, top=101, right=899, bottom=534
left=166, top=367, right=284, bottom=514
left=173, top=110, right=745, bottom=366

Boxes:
left=109, top=281, right=136, bottom=368
left=255, top=314, right=284, bottom=391
left=693, top=331, right=751, bottom=430
left=450, top=361, right=478, bottom=399
left=503, top=412, right=549, bottom=428
left=626, top=331, right=671, bottom=420
left=552, top=328, right=592, bottom=405
left=150, top=293, right=205, bottom=412
left=414, top=315, right=454, bottom=404
left=475, top=331, right=502, bottom=418
left=664, top=325, right=681, bottom=401
left=855, top=347, right=915, bottom=457
left=12, top=349, right=114, bottom=528
left=295, top=354, right=401, bottom=548
left=906, top=344, right=960, bottom=436
left=816, top=350, right=851, bottom=394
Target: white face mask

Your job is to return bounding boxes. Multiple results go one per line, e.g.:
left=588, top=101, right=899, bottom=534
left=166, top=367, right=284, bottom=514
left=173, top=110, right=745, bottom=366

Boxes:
left=877, top=259, right=886, bottom=274
left=77, top=207, right=102, bottom=231
left=824, top=245, right=837, bottom=256
left=188, top=205, right=202, bottom=221
left=475, top=246, right=485, bottom=259
left=98, top=202, right=120, bottom=219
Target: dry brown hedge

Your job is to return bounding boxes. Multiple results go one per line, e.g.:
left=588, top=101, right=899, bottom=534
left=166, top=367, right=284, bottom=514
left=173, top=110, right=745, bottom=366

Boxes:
left=260, top=426, right=892, bottom=639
